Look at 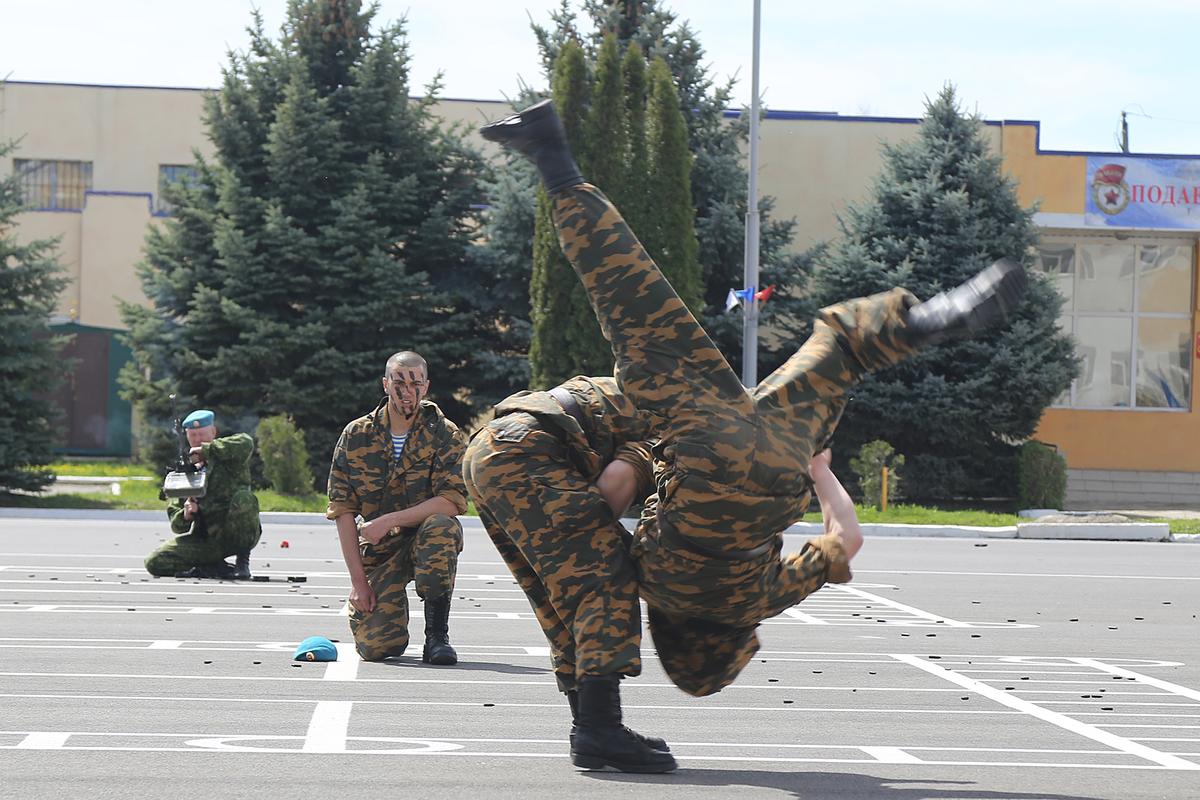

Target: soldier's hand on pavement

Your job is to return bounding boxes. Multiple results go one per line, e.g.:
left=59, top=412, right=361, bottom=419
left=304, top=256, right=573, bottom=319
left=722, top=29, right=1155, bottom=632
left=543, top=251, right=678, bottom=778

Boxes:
left=349, top=580, right=376, bottom=613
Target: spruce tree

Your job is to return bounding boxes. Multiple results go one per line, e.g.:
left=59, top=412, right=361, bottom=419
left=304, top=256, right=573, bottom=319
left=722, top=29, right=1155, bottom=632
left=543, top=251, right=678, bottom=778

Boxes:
left=529, top=40, right=591, bottom=387
left=515, top=1, right=813, bottom=384
left=0, top=140, right=71, bottom=494
left=810, top=86, right=1078, bottom=499
left=119, top=0, right=486, bottom=479
left=643, top=56, right=702, bottom=313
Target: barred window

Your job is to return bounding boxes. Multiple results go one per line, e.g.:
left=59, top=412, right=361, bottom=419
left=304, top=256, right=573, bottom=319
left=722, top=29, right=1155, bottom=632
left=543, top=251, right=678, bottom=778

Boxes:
left=13, top=159, right=93, bottom=210
left=157, top=164, right=199, bottom=214
left=1036, top=237, right=1193, bottom=410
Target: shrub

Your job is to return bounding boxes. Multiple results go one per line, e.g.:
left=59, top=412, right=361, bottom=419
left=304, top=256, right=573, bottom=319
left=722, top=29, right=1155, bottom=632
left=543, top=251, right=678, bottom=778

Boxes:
left=1016, top=441, right=1067, bottom=510
left=849, top=440, right=905, bottom=510
left=256, top=414, right=315, bottom=496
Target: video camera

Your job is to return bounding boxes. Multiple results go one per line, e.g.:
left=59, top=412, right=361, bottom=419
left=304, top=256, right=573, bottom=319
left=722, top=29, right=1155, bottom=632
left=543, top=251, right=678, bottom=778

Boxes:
left=162, top=394, right=209, bottom=499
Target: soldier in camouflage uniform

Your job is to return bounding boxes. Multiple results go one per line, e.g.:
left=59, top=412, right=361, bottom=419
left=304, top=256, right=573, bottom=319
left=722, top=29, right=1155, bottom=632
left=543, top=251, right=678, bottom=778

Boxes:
left=145, top=409, right=261, bottom=580
left=328, top=351, right=467, bottom=665
left=481, top=101, right=1027, bottom=704
left=464, top=376, right=675, bottom=772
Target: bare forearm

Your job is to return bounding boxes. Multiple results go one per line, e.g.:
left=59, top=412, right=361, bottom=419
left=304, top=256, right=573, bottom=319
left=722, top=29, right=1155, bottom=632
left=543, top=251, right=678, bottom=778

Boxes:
left=811, top=468, right=863, bottom=560
left=335, top=514, right=367, bottom=584
left=374, top=496, right=458, bottom=531
left=596, top=459, right=639, bottom=518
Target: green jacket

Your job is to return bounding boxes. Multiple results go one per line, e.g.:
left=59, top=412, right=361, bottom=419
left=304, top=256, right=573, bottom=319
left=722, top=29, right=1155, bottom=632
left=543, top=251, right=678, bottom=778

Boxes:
left=326, top=398, right=468, bottom=525
left=167, top=432, right=259, bottom=536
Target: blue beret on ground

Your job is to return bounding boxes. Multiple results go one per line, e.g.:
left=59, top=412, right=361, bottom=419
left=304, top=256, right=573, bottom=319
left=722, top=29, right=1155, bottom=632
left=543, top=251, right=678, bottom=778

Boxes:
left=294, top=636, right=338, bottom=662
left=183, top=409, right=215, bottom=429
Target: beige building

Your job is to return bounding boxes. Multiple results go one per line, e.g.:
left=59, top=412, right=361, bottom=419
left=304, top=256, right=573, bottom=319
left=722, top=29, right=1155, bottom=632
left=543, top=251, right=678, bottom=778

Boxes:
left=4, top=80, right=1198, bottom=508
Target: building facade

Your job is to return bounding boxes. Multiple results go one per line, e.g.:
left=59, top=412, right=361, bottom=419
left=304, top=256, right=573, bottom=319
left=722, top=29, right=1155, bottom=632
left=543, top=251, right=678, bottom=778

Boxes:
left=3, top=81, right=1196, bottom=506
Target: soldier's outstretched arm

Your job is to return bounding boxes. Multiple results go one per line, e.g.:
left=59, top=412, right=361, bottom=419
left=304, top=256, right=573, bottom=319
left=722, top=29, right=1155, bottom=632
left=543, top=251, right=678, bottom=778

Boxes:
left=809, top=450, right=862, bottom=560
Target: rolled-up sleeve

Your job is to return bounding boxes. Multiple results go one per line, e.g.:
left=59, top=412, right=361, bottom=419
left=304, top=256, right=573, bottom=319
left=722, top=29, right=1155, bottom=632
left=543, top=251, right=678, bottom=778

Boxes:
left=802, top=531, right=852, bottom=584
left=326, top=430, right=360, bottom=520
left=430, top=424, right=468, bottom=515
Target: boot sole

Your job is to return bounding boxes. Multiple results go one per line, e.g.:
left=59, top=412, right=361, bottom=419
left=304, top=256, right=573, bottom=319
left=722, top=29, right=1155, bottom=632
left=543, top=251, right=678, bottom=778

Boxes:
left=571, top=753, right=678, bottom=773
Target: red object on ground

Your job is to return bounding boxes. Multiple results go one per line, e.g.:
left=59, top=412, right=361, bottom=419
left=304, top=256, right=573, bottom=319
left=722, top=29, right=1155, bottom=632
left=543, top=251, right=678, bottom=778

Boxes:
left=280, top=540, right=290, bottom=548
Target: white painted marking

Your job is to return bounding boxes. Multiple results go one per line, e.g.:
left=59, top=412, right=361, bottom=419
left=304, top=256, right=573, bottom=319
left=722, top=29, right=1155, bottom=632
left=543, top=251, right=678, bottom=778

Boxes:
left=147, top=641, right=183, bottom=650
left=187, top=608, right=215, bottom=614
left=857, top=568, right=1200, bottom=582
left=892, top=654, right=1200, bottom=770
left=860, top=745, right=922, bottom=763
left=782, top=607, right=828, bottom=624
left=522, top=646, right=551, bottom=657
left=16, top=732, right=69, bottom=749
left=496, top=612, right=521, bottom=620
left=832, top=586, right=970, bottom=627
left=323, top=644, right=360, bottom=681
left=24, top=605, right=56, bottom=612
left=1072, top=658, right=1200, bottom=704
left=302, top=701, right=352, bottom=753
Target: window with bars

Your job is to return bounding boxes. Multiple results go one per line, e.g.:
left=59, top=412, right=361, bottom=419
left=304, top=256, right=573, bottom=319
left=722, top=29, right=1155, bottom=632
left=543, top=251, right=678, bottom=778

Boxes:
left=1035, top=237, right=1194, bottom=410
left=13, top=159, right=93, bottom=210
left=157, top=164, right=199, bottom=214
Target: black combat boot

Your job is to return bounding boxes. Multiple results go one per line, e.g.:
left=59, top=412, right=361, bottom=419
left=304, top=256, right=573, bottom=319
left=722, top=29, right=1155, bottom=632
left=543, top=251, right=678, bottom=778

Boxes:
left=906, top=257, right=1029, bottom=346
left=571, top=675, right=677, bottom=773
left=479, top=100, right=584, bottom=194
left=233, top=551, right=251, bottom=580
left=567, top=688, right=670, bottom=753
left=422, top=595, right=458, bottom=666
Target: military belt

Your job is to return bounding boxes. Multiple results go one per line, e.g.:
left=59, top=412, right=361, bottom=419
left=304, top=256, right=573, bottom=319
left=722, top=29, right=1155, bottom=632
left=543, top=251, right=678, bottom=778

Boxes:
left=656, top=510, right=777, bottom=562
left=548, top=386, right=588, bottom=432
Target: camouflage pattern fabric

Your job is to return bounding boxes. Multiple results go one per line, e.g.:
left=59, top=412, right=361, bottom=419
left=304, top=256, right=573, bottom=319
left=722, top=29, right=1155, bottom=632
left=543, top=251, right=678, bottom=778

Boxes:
left=145, top=432, right=261, bottom=576
left=349, top=512, right=464, bottom=661
left=465, top=378, right=654, bottom=692
left=551, top=183, right=917, bottom=695
left=327, top=398, right=468, bottom=660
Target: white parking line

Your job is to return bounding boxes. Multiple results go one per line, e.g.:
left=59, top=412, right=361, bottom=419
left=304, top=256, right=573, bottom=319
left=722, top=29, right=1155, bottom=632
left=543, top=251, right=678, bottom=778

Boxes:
left=832, top=585, right=970, bottom=627
left=302, top=701, right=352, bottom=752
left=323, top=644, right=360, bottom=681
left=1072, top=658, right=1200, bottom=703
left=891, top=654, right=1200, bottom=770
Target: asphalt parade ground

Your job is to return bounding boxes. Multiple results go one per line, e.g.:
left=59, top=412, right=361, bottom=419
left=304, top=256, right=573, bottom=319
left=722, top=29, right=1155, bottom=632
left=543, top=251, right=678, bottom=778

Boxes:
left=1, top=514, right=1197, bottom=799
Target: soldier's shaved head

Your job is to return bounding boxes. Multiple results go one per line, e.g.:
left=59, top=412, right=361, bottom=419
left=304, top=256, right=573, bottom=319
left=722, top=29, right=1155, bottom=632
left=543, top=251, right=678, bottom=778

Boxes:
left=385, top=351, right=427, bottom=377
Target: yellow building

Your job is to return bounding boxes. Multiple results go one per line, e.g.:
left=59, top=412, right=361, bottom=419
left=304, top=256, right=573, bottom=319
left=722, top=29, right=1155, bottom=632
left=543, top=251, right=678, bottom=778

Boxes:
left=2, top=80, right=1196, bottom=507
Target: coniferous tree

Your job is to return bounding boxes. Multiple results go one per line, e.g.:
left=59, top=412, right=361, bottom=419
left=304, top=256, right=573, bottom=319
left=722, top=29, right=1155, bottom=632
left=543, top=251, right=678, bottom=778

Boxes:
left=514, top=1, right=813, bottom=384
left=120, top=0, right=486, bottom=479
left=0, top=140, right=71, bottom=494
left=529, top=40, right=591, bottom=387
left=643, top=56, right=702, bottom=313
left=810, top=86, right=1078, bottom=499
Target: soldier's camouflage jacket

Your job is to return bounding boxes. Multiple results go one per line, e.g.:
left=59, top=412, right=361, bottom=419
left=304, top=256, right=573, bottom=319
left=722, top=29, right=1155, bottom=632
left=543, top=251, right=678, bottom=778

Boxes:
left=327, top=398, right=468, bottom=531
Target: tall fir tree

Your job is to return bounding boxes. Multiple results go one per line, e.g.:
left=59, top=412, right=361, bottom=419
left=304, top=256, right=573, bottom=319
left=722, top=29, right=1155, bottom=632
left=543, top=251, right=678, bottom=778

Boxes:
left=515, top=0, right=814, bottom=385
left=0, top=141, right=72, bottom=494
left=642, top=56, right=702, bottom=313
left=119, top=0, right=486, bottom=479
left=528, top=40, right=591, bottom=387
left=811, top=86, right=1078, bottom=499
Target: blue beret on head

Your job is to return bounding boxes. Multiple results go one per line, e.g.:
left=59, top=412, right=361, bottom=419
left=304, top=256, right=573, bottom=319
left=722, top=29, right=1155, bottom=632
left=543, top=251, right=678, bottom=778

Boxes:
left=183, top=409, right=215, bottom=429
left=294, top=636, right=338, bottom=662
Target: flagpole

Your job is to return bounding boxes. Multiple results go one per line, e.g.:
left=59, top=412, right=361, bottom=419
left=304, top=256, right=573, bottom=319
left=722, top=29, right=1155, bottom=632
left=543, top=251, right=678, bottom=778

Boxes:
left=741, top=0, right=762, bottom=388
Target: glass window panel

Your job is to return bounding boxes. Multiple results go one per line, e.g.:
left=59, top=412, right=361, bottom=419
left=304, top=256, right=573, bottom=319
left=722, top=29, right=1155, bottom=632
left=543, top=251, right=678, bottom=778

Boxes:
left=1138, top=243, right=1193, bottom=313
left=1052, top=314, right=1073, bottom=407
left=1035, top=244, right=1075, bottom=310
left=1074, top=316, right=1132, bottom=407
left=1076, top=243, right=1134, bottom=312
left=1136, top=317, right=1191, bottom=409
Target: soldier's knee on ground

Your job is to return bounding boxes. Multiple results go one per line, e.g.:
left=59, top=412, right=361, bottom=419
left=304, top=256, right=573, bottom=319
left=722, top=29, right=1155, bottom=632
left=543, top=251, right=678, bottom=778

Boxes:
left=144, top=551, right=174, bottom=577
left=355, top=635, right=409, bottom=662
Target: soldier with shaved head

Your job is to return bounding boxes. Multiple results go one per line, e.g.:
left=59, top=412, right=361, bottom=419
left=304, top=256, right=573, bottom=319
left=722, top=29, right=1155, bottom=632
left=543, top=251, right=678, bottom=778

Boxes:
left=328, top=350, right=467, bottom=665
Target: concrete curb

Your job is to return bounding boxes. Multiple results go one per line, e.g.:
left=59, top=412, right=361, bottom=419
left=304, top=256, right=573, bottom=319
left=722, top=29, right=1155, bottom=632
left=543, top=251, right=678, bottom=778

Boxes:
left=0, top=507, right=1187, bottom=541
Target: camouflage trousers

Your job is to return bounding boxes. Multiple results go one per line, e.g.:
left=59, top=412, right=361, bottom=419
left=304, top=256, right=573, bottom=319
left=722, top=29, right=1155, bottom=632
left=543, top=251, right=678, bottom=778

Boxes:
left=144, top=490, right=262, bottom=577
left=551, top=183, right=920, bottom=628
left=349, top=513, right=463, bottom=661
left=464, top=412, right=642, bottom=692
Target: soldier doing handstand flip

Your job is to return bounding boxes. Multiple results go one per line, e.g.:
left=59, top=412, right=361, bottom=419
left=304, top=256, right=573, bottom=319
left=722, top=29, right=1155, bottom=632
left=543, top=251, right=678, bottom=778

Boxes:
left=475, top=100, right=1029, bottom=772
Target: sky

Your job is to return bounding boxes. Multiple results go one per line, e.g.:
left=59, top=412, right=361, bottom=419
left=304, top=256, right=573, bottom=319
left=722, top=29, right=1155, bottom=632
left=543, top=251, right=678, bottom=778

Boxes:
left=3, top=0, right=1200, bottom=155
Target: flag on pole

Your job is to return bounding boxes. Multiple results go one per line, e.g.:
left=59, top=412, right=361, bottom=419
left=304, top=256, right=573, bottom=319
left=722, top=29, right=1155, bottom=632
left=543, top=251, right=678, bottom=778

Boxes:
left=724, top=288, right=740, bottom=312
left=755, top=284, right=776, bottom=303
left=725, top=286, right=759, bottom=312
